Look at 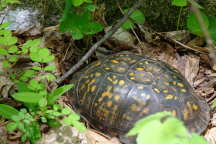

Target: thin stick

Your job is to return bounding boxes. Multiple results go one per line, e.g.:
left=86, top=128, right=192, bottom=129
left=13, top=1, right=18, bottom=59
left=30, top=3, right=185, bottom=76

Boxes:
left=56, top=2, right=141, bottom=84
left=188, top=0, right=216, bottom=69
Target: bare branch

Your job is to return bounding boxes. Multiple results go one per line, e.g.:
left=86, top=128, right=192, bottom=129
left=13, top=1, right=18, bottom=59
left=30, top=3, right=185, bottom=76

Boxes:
left=56, top=2, right=141, bottom=84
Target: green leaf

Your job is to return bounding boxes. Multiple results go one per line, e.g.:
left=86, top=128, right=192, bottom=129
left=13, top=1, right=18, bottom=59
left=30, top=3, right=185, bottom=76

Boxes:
left=127, top=112, right=189, bottom=144
left=71, top=120, right=86, bottom=132
left=8, top=55, right=18, bottom=62
left=130, top=10, right=145, bottom=24
left=71, top=29, right=84, bottom=40
left=85, top=4, right=97, bottom=11
left=61, top=107, right=72, bottom=115
left=12, top=92, right=43, bottom=104
left=47, top=119, right=61, bottom=128
left=16, top=81, right=31, bottom=92
left=83, top=21, right=104, bottom=35
left=0, top=104, right=19, bottom=120
left=38, top=97, right=47, bottom=107
left=0, top=48, right=8, bottom=55
left=171, top=0, right=187, bottom=6
left=122, top=20, right=135, bottom=30
left=22, top=39, right=41, bottom=54
left=8, top=45, right=18, bottom=54
left=0, top=36, right=17, bottom=46
left=68, top=113, right=80, bottom=121
left=20, top=70, right=35, bottom=81
left=187, top=11, right=209, bottom=36
left=28, top=80, right=44, bottom=91
left=190, top=1, right=204, bottom=9
left=187, top=133, right=210, bottom=144
left=72, top=0, right=85, bottom=6
left=0, top=22, right=11, bottom=29
left=208, top=17, right=216, bottom=43
left=47, top=84, right=74, bottom=105
left=44, top=65, right=56, bottom=71
left=6, top=122, right=18, bottom=132
left=41, top=73, right=56, bottom=81
left=3, top=60, right=11, bottom=68
left=32, top=66, right=42, bottom=71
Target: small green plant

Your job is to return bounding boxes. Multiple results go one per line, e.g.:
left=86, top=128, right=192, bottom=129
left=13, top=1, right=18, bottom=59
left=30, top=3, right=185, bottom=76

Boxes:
left=127, top=112, right=209, bottom=144
left=0, top=22, right=86, bottom=143
left=121, top=9, right=145, bottom=30
left=0, top=0, right=20, bottom=10
left=59, top=0, right=104, bottom=40
left=171, top=0, right=216, bottom=43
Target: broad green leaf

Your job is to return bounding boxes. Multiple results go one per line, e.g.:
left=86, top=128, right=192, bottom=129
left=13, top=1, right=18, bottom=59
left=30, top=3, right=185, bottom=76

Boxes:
left=187, top=11, right=209, bottom=36
left=20, top=70, right=35, bottom=81
left=8, top=55, right=18, bottom=62
left=3, top=60, right=11, bottom=68
left=0, top=48, right=8, bottom=55
left=72, top=0, right=85, bottom=6
left=190, top=1, right=204, bottom=9
left=28, top=80, right=44, bottom=91
left=47, top=119, right=61, bottom=128
left=0, top=104, right=19, bottom=120
left=68, top=113, right=80, bottom=121
left=41, top=55, right=55, bottom=63
left=127, top=112, right=172, bottom=136
left=71, top=120, right=86, bottom=132
left=0, top=22, right=11, bottom=29
left=130, top=10, right=145, bottom=24
left=134, top=114, right=189, bottom=144
left=6, top=122, right=18, bottom=132
left=32, top=66, right=42, bottom=71
left=83, top=21, right=104, bottom=35
left=171, top=0, right=187, bottom=6
left=38, top=98, right=47, bottom=107
left=0, top=36, right=17, bottom=45
left=85, top=4, right=97, bottom=11
left=0, top=29, right=11, bottom=36
left=47, top=84, right=74, bottom=104
left=12, top=92, right=43, bottom=103
left=44, top=65, right=56, bottom=71
left=71, top=29, right=84, bottom=40
left=122, top=20, right=135, bottom=30
left=8, top=45, right=18, bottom=54
left=187, top=133, right=209, bottom=144
left=41, top=73, right=56, bottom=81
left=61, top=107, right=72, bottom=115
left=208, top=17, right=216, bottom=43
left=30, top=52, right=42, bottom=62
left=16, top=81, right=31, bottom=92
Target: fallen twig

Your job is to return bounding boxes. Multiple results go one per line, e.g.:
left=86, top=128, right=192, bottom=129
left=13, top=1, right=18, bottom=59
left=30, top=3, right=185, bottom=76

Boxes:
left=188, top=0, right=216, bottom=70
left=56, top=1, right=141, bottom=84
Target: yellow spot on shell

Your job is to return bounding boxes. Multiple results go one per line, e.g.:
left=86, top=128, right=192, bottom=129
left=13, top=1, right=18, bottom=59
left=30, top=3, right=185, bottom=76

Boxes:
left=165, top=94, right=174, bottom=99
left=105, top=67, right=111, bottom=70
left=163, top=89, right=169, bottom=93
left=114, top=95, right=121, bottom=102
left=130, top=77, right=135, bottom=80
left=129, top=72, right=135, bottom=76
left=137, top=85, right=145, bottom=89
left=154, top=88, right=160, bottom=93
left=91, top=85, right=97, bottom=92
left=172, top=81, right=177, bottom=85
left=143, top=108, right=150, bottom=114
left=177, top=82, right=184, bottom=87
left=111, top=60, right=119, bottom=63
left=116, top=67, right=126, bottom=72
left=180, top=89, right=187, bottom=93
left=130, top=104, right=138, bottom=112
left=102, top=91, right=112, bottom=98
left=192, top=104, right=199, bottom=111
left=163, top=82, right=169, bottom=85
left=145, top=61, right=149, bottom=64
left=107, top=77, right=113, bottom=82
left=136, top=67, right=145, bottom=71
left=183, top=108, right=190, bottom=120
left=119, top=80, right=125, bottom=86
left=95, top=72, right=101, bottom=77
left=172, top=110, right=177, bottom=117
left=107, top=101, right=112, bottom=107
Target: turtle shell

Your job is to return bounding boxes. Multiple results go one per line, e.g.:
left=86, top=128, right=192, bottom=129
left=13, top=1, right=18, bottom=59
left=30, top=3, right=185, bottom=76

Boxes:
left=70, top=52, right=210, bottom=134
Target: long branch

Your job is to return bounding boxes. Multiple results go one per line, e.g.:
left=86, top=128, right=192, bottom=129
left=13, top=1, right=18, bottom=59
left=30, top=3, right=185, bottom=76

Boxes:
left=56, top=2, right=141, bottom=84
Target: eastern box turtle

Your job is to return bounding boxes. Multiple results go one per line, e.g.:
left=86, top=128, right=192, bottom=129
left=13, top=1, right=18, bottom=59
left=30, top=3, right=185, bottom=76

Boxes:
left=70, top=52, right=210, bottom=135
